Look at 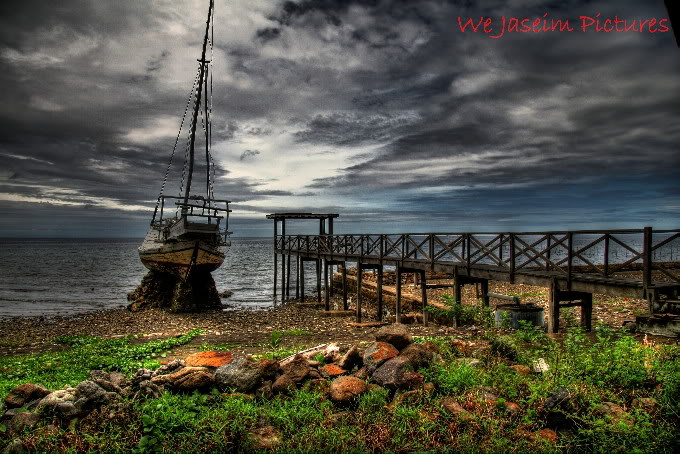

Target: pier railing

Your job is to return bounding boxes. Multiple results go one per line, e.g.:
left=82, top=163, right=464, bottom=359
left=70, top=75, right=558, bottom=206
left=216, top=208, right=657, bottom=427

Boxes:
left=276, top=228, right=680, bottom=287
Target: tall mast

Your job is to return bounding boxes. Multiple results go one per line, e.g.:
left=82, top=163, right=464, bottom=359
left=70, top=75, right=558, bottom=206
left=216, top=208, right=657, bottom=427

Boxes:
left=183, top=0, right=214, bottom=213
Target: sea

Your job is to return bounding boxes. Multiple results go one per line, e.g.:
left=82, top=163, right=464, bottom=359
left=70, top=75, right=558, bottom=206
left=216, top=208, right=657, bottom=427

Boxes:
left=0, top=237, right=288, bottom=318
left=1, top=233, right=678, bottom=318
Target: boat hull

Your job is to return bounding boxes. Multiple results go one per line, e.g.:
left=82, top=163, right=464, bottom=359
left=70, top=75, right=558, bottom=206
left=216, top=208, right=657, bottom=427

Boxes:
left=138, top=230, right=225, bottom=278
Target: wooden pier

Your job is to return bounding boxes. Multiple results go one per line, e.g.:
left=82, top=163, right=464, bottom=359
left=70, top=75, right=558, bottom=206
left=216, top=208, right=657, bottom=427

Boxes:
left=267, top=213, right=680, bottom=333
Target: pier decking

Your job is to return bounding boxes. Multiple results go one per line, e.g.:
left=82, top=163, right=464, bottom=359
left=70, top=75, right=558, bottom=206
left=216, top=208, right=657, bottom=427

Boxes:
left=267, top=214, right=680, bottom=333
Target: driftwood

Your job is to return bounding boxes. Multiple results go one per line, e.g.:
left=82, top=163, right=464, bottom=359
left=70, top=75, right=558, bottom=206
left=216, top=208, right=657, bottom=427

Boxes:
left=279, top=343, right=340, bottom=367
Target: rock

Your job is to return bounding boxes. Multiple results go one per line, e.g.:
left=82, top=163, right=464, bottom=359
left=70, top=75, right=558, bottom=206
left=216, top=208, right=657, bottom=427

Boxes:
left=622, top=320, right=637, bottom=333
left=257, top=359, right=280, bottom=379
left=152, top=360, right=185, bottom=377
left=8, top=412, right=41, bottom=432
left=440, top=397, right=473, bottom=421
left=474, top=387, right=499, bottom=403
left=392, top=389, right=421, bottom=406
left=215, top=357, right=265, bottom=393
left=185, top=351, right=234, bottom=368
left=131, top=368, right=154, bottom=388
left=543, top=388, right=571, bottom=411
left=280, top=355, right=310, bottom=383
left=532, top=358, right=549, bottom=374
left=330, top=376, right=368, bottom=403
left=632, top=397, right=658, bottom=413
left=324, top=344, right=341, bottom=363
left=89, top=371, right=127, bottom=392
left=362, top=342, right=399, bottom=374
left=136, top=380, right=162, bottom=399
left=321, top=364, right=347, bottom=378
left=502, top=401, right=521, bottom=415
left=74, top=381, right=118, bottom=414
left=175, top=370, right=214, bottom=391
left=4, top=384, right=51, bottom=409
left=37, top=390, right=78, bottom=419
left=510, top=365, right=532, bottom=376
left=250, top=426, right=280, bottom=450
left=338, top=345, right=362, bottom=370
left=372, top=357, right=420, bottom=390
left=594, top=402, right=632, bottom=424
left=255, top=381, right=273, bottom=400
left=353, top=367, right=368, bottom=380
left=307, top=369, right=323, bottom=380
left=534, top=428, right=558, bottom=444
left=271, top=374, right=296, bottom=394
left=400, top=343, right=435, bottom=370
left=375, top=324, right=412, bottom=350
left=424, top=382, right=436, bottom=394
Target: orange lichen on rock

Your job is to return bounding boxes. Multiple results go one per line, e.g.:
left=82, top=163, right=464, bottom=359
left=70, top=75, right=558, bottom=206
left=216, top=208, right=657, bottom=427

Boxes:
left=185, top=351, right=234, bottom=368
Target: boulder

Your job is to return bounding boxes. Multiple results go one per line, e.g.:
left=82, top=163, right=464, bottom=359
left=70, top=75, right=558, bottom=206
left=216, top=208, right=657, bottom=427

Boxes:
left=371, top=356, right=421, bottom=390
left=375, top=324, right=412, bottom=350
left=131, top=368, right=154, bottom=388
left=249, top=426, right=281, bottom=451
left=8, top=411, right=41, bottom=432
left=330, top=376, right=368, bottom=403
left=185, top=351, right=234, bottom=368
left=440, top=397, right=473, bottom=422
left=152, top=360, right=185, bottom=377
left=255, top=381, right=273, bottom=400
left=89, top=371, right=127, bottom=391
left=338, top=345, right=362, bottom=370
left=400, top=343, right=434, bottom=370
left=215, top=357, right=265, bottom=393
left=353, top=367, right=368, bottom=380
left=594, top=402, right=632, bottom=425
left=502, top=401, right=521, bottom=415
left=280, top=354, right=310, bottom=383
left=362, top=342, right=399, bottom=374
left=510, top=365, right=532, bottom=376
left=4, top=384, right=51, bottom=409
left=257, top=359, right=280, bottom=379
left=136, top=380, right=162, bottom=398
left=542, top=388, right=571, bottom=411
left=74, top=380, right=118, bottom=414
left=271, top=374, right=296, bottom=394
left=534, top=428, right=558, bottom=444
left=37, top=389, right=79, bottom=419
left=151, top=367, right=211, bottom=390
left=320, top=364, right=347, bottom=378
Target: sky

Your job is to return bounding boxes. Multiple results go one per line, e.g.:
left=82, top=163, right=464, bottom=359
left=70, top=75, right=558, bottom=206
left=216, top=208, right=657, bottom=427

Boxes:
left=0, top=0, right=678, bottom=238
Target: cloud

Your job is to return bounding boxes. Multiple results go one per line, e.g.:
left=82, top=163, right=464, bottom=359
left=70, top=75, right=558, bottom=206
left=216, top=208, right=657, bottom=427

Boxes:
left=239, top=149, right=261, bottom=161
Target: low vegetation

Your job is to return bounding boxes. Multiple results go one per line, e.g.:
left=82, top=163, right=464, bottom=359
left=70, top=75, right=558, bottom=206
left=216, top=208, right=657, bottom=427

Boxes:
left=1, top=318, right=678, bottom=452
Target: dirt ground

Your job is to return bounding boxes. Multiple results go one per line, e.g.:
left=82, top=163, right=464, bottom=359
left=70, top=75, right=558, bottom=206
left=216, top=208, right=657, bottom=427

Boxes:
left=2, top=269, right=674, bottom=360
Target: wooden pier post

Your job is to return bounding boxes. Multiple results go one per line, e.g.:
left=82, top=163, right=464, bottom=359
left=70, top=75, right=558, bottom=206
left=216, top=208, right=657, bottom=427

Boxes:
left=286, top=253, right=291, bottom=299
left=356, top=264, right=363, bottom=323
left=316, top=259, right=321, bottom=303
left=548, top=278, right=560, bottom=333
left=420, top=270, right=428, bottom=326
left=396, top=266, right=402, bottom=324
left=480, top=279, right=490, bottom=307
left=453, top=266, right=462, bottom=305
left=342, top=263, right=348, bottom=310
left=295, top=255, right=300, bottom=299
left=581, top=292, right=593, bottom=331
left=273, top=219, right=278, bottom=300
left=281, top=219, right=286, bottom=303
left=300, top=259, right=305, bottom=302
left=377, top=266, right=383, bottom=321
left=324, top=259, right=330, bottom=311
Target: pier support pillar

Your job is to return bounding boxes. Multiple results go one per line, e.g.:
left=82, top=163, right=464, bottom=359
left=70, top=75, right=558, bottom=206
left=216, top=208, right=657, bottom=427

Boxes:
left=480, top=279, right=490, bottom=307
left=316, top=259, right=321, bottom=303
left=300, top=260, right=305, bottom=302
left=420, top=270, right=428, bottom=326
left=377, top=266, right=383, bottom=321
left=295, top=255, right=300, bottom=299
left=356, top=264, right=363, bottom=323
left=286, top=254, right=291, bottom=299
left=324, top=259, right=330, bottom=311
left=281, top=220, right=286, bottom=304
left=396, top=266, right=402, bottom=324
left=548, top=278, right=593, bottom=333
left=342, top=264, right=348, bottom=310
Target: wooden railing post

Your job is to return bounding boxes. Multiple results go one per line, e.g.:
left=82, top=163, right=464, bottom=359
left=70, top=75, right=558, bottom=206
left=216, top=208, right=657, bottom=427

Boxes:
left=643, top=227, right=652, bottom=294
left=509, top=234, right=515, bottom=283
left=567, top=232, right=573, bottom=290
left=603, top=233, right=610, bottom=276
left=429, top=233, right=435, bottom=271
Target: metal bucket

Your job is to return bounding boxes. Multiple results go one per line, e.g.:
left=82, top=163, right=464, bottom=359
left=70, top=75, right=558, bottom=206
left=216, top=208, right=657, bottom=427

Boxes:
left=495, top=304, right=545, bottom=329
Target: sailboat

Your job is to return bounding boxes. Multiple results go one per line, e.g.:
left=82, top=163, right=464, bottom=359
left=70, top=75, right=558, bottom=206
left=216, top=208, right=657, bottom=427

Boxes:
left=138, top=0, right=230, bottom=280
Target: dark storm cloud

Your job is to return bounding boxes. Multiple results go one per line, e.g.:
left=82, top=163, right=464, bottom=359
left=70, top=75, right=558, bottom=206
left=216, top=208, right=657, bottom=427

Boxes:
left=0, top=0, right=678, bottom=237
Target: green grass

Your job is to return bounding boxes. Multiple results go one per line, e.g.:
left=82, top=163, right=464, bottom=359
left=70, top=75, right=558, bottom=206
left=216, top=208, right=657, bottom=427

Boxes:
left=0, top=330, right=202, bottom=403
left=2, top=325, right=678, bottom=453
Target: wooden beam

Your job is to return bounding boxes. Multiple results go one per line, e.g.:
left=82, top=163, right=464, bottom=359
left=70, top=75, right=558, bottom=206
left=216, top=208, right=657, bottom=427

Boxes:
left=420, top=270, right=428, bottom=326
left=324, top=259, right=330, bottom=311
left=548, top=278, right=560, bottom=333
left=342, top=263, right=348, bottom=310
left=396, top=266, right=402, bottom=324
left=356, top=264, right=363, bottom=323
